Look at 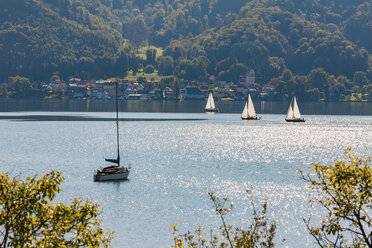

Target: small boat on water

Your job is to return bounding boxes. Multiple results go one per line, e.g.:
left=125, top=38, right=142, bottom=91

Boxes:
left=285, top=96, right=305, bottom=122
left=94, top=163, right=130, bottom=181
left=241, top=93, right=261, bottom=120
left=94, top=82, right=130, bottom=182
left=205, top=92, right=218, bottom=112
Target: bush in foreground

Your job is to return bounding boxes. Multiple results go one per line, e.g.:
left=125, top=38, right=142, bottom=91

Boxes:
left=0, top=170, right=113, bottom=247
left=170, top=191, right=282, bottom=248
left=171, top=148, right=371, bottom=248
left=299, top=148, right=371, bottom=247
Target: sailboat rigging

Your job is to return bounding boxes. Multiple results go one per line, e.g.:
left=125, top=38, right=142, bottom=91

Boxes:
left=241, top=93, right=261, bottom=120
left=285, top=96, right=305, bottom=122
left=94, top=82, right=130, bottom=181
left=205, top=92, right=218, bottom=112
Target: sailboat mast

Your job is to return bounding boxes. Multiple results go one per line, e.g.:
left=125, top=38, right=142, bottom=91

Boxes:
left=115, top=82, right=120, bottom=161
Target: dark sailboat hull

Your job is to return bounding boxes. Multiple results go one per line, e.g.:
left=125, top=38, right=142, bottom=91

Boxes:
left=241, top=116, right=261, bottom=120
left=285, top=119, right=305, bottom=122
left=205, top=108, right=218, bottom=113
left=94, top=171, right=130, bottom=181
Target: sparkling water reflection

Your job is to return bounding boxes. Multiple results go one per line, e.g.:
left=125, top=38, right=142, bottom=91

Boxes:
left=0, top=112, right=371, bottom=247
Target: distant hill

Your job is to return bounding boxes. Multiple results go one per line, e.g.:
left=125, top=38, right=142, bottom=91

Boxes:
left=0, top=0, right=127, bottom=80
left=0, top=0, right=371, bottom=85
left=165, top=0, right=370, bottom=82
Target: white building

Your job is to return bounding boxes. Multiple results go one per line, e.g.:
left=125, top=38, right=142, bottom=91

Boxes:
left=239, top=69, right=256, bottom=88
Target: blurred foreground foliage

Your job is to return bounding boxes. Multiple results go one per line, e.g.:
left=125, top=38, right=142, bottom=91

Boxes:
left=299, top=148, right=371, bottom=248
left=170, top=191, right=282, bottom=248
left=171, top=148, right=371, bottom=247
left=0, top=170, right=113, bottom=248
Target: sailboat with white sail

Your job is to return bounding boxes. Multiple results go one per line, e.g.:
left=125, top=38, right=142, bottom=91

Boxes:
left=241, top=93, right=261, bottom=120
left=205, top=92, right=218, bottom=112
left=285, top=96, right=305, bottom=122
left=94, top=82, right=130, bottom=181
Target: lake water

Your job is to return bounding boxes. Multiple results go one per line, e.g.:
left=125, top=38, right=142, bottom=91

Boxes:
left=1, top=98, right=372, bottom=115
left=0, top=99, right=371, bottom=247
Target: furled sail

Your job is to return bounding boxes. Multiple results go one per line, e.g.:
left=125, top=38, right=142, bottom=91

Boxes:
left=105, top=154, right=120, bottom=164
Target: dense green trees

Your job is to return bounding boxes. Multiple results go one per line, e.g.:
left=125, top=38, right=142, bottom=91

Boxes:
left=0, top=0, right=371, bottom=100
left=0, top=0, right=132, bottom=81
left=268, top=67, right=363, bottom=102
left=158, top=56, right=175, bottom=75
left=344, top=2, right=372, bottom=51
left=0, top=76, right=37, bottom=98
left=162, top=0, right=370, bottom=83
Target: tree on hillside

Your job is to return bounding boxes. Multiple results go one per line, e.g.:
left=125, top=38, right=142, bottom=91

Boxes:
left=344, top=2, right=372, bottom=52
left=361, top=83, right=372, bottom=95
left=305, top=88, right=322, bottom=102
left=144, top=64, right=155, bottom=74
left=282, top=69, right=293, bottom=82
left=123, top=14, right=149, bottom=46
left=298, top=148, right=371, bottom=248
left=4, top=76, right=33, bottom=98
left=146, top=48, right=157, bottom=64
left=158, top=56, right=174, bottom=75
left=336, top=75, right=353, bottom=89
left=353, top=71, right=368, bottom=85
left=308, top=68, right=329, bottom=91
left=115, top=50, right=130, bottom=77
left=0, top=170, right=113, bottom=248
left=361, top=83, right=372, bottom=101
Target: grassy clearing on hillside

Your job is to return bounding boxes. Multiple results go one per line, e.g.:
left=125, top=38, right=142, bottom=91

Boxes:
left=136, top=46, right=164, bottom=60
left=124, top=69, right=173, bottom=81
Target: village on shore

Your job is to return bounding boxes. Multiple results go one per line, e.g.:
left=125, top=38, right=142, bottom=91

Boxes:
left=42, top=70, right=274, bottom=101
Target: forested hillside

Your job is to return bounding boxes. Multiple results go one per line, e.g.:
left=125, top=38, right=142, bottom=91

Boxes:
left=165, top=0, right=370, bottom=81
left=0, top=0, right=371, bottom=99
left=0, top=0, right=131, bottom=80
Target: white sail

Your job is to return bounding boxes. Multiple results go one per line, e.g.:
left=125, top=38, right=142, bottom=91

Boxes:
left=205, top=93, right=216, bottom=110
left=286, top=98, right=294, bottom=119
left=292, top=96, right=302, bottom=119
left=241, top=102, right=249, bottom=119
left=247, top=94, right=257, bottom=117
left=241, top=94, right=258, bottom=119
